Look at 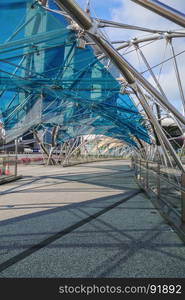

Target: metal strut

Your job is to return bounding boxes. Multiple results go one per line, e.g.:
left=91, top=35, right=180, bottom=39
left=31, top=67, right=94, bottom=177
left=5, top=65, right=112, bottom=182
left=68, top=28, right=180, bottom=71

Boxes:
left=130, top=0, right=185, bottom=28
left=168, top=38, right=185, bottom=116
left=57, top=1, right=185, bottom=126
left=55, top=0, right=185, bottom=172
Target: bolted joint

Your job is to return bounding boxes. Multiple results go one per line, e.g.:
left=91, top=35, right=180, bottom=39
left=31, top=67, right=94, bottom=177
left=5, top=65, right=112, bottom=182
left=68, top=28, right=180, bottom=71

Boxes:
left=56, top=0, right=92, bottom=30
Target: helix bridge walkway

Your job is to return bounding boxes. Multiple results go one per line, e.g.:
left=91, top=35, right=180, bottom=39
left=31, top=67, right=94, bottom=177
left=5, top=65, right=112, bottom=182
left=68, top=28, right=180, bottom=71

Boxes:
left=0, top=160, right=185, bottom=278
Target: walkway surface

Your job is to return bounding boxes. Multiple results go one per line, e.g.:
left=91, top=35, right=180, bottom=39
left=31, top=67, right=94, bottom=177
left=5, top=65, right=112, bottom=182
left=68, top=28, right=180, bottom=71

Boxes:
left=0, top=160, right=185, bottom=278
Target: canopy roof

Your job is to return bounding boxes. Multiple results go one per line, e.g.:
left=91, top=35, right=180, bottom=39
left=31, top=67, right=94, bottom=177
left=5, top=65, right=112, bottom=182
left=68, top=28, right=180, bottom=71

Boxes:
left=0, top=0, right=150, bottom=146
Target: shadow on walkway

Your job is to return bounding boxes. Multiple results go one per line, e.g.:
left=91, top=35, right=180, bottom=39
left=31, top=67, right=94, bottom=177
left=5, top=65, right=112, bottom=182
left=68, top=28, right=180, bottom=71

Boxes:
left=0, top=160, right=184, bottom=278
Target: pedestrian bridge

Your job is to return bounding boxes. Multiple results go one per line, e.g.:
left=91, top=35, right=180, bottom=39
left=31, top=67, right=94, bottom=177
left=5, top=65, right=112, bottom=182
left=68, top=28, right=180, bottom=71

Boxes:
left=0, top=160, right=185, bottom=277
left=1, top=0, right=185, bottom=280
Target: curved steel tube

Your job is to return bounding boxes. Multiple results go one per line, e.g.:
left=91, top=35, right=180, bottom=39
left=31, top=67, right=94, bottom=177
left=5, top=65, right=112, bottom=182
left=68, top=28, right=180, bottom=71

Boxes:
left=56, top=0, right=185, bottom=171
left=131, top=0, right=185, bottom=28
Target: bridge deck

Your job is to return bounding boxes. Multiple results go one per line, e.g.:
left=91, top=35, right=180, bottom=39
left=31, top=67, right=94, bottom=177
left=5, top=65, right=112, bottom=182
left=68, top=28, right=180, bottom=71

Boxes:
left=0, top=160, right=185, bottom=277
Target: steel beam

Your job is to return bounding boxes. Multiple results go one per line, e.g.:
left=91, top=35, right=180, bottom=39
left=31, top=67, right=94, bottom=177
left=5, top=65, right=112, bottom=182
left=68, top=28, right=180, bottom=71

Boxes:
left=88, top=32, right=185, bottom=126
left=134, top=85, right=184, bottom=171
left=130, top=0, right=185, bottom=28
left=135, top=44, right=167, bottom=99
left=55, top=0, right=92, bottom=30
left=97, top=19, right=168, bottom=33
left=169, top=39, right=185, bottom=116
left=88, top=31, right=185, bottom=46
left=56, top=0, right=185, bottom=171
left=115, top=32, right=185, bottom=50
left=95, top=35, right=185, bottom=126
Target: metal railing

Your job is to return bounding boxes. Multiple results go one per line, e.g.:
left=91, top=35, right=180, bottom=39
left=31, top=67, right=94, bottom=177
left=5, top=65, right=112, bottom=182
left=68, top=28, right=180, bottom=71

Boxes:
left=0, top=155, right=18, bottom=183
left=131, top=157, right=185, bottom=236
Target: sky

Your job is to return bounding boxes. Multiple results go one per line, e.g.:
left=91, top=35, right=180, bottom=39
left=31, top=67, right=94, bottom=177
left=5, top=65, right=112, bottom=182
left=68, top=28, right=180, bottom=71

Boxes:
left=75, top=0, right=185, bottom=26
left=75, top=0, right=185, bottom=112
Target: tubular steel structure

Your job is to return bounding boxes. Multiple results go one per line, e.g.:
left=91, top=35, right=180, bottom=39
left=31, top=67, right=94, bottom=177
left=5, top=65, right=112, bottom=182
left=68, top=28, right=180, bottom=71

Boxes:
left=1, top=0, right=185, bottom=234
left=130, top=0, right=185, bottom=28
left=0, top=0, right=185, bottom=173
left=56, top=0, right=185, bottom=171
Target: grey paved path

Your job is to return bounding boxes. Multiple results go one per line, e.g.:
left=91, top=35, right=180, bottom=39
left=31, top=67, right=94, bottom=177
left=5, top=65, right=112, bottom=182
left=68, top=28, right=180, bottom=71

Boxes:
left=0, top=160, right=185, bottom=277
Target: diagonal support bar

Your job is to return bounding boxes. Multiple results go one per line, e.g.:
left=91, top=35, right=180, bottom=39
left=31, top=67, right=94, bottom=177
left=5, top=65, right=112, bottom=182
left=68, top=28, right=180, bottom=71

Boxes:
left=56, top=0, right=185, bottom=127
left=130, top=0, right=185, bottom=28
left=56, top=0, right=185, bottom=172
left=55, top=0, right=92, bottom=30
left=169, top=39, right=185, bottom=116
